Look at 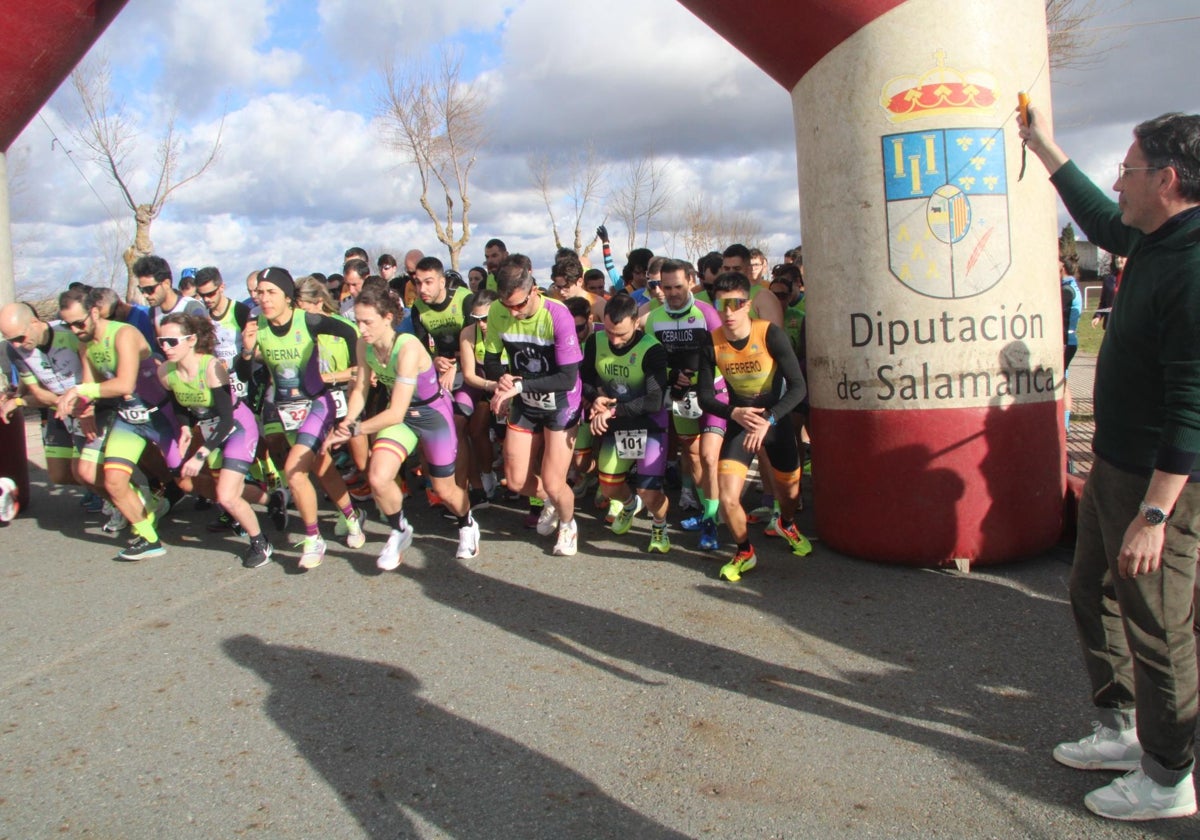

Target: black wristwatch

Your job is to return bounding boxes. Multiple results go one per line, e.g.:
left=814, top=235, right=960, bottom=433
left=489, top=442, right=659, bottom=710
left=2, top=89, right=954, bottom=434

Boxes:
left=1138, top=502, right=1168, bottom=526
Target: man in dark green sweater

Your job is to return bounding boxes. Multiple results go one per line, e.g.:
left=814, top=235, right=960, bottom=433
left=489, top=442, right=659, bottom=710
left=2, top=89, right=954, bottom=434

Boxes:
left=1021, top=108, right=1200, bottom=822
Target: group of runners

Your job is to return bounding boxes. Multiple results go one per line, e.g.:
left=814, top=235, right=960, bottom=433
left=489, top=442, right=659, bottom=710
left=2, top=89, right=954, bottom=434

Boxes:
left=0, top=233, right=813, bottom=582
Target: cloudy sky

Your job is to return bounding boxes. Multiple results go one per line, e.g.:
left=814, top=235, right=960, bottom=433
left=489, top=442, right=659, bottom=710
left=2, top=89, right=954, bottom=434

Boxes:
left=7, top=0, right=1199, bottom=300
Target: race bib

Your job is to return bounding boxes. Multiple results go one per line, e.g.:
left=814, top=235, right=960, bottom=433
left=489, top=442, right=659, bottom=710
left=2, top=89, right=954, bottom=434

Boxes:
left=672, top=391, right=702, bottom=419
left=331, top=388, right=348, bottom=420
left=197, top=416, right=221, bottom=441
left=277, top=400, right=311, bottom=432
left=521, top=391, right=557, bottom=411
left=118, top=404, right=153, bottom=425
left=615, top=428, right=648, bottom=460
left=230, top=373, right=248, bottom=399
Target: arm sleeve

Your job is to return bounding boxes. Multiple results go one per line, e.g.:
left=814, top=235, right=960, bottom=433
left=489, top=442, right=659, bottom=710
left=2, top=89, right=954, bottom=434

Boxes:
left=614, top=344, right=668, bottom=419
left=764, top=323, right=808, bottom=421
left=580, top=336, right=600, bottom=402
left=696, top=334, right=731, bottom=419
left=602, top=241, right=623, bottom=292
left=308, top=312, right=360, bottom=347
left=201, top=383, right=238, bottom=448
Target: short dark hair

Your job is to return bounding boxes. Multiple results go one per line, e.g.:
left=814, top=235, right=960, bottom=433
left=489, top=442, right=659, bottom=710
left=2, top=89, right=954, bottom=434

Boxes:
left=784, top=246, right=803, bottom=265
left=1134, top=112, right=1200, bottom=202
left=355, top=284, right=402, bottom=321
left=468, top=288, right=499, bottom=311
left=551, top=256, right=583, bottom=284
left=713, top=271, right=752, bottom=296
left=659, top=258, right=688, bottom=278
left=194, top=266, right=223, bottom=289
left=344, top=246, right=369, bottom=262
left=583, top=268, right=606, bottom=285
left=565, top=296, right=593, bottom=321
left=496, top=262, right=533, bottom=295
left=771, top=263, right=802, bottom=285
left=343, top=258, right=370, bottom=279
left=485, top=238, right=507, bottom=252
left=626, top=248, right=653, bottom=271
left=415, top=256, right=445, bottom=275
left=603, top=293, right=639, bottom=324
left=377, top=253, right=397, bottom=269
left=59, top=287, right=90, bottom=312
left=722, top=243, right=751, bottom=262
left=503, top=253, right=533, bottom=272
left=697, top=252, right=724, bottom=278
left=132, top=255, right=172, bottom=283
left=178, top=276, right=196, bottom=292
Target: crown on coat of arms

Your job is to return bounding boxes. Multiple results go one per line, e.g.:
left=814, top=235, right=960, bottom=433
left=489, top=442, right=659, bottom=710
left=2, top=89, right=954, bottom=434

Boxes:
left=880, top=50, right=998, bottom=122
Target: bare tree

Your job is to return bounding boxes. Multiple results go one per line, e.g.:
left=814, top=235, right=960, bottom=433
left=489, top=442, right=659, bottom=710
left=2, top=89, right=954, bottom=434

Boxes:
left=529, top=145, right=607, bottom=256
left=608, top=153, right=673, bottom=254
left=70, top=58, right=222, bottom=302
left=1045, top=0, right=1125, bottom=70
left=669, top=195, right=763, bottom=263
left=379, top=49, right=483, bottom=271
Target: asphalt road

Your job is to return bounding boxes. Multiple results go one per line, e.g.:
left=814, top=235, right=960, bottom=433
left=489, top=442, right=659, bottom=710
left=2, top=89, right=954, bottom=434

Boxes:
left=1, top=418, right=1197, bottom=839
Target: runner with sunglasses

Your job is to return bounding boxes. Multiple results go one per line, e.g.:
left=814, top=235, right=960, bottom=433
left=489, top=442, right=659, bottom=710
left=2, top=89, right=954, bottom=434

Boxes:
left=697, top=272, right=813, bottom=581
left=56, top=287, right=183, bottom=561
left=486, top=260, right=584, bottom=556
left=458, top=289, right=503, bottom=501
left=326, top=285, right=480, bottom=569
left=239, top=267, right=363, bottom=570
left=157, top=313, right=273, bottom=568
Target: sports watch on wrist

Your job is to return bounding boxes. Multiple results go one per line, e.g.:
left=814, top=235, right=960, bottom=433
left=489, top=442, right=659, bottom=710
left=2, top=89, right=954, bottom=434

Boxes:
left=1138, top=502, right=1168, bottom=526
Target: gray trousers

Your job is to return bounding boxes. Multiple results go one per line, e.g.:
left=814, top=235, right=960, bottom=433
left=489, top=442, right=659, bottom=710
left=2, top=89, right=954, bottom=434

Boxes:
left=1070, top=458, right=1199, bottom=785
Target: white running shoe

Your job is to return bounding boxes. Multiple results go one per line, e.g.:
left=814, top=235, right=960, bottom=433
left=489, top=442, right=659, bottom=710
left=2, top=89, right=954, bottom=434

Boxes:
left=102, top=503, right=128, bottom=534
left=342, top=508, right=366, bottom=549
left=535, top=499, right=560, bottom=536
left=1085, top=768, right=1197, bottom=821
left=0, top=477, right=17, bottom=522
left=298, top=534, right=326, bottom=570
left=553, top=519, right=578, bottom=556
left=376, top=523, right=414, bottom=571
left=455, top=518, right=481, bottom=560
left=1053, top=721, right=1143, bottom=771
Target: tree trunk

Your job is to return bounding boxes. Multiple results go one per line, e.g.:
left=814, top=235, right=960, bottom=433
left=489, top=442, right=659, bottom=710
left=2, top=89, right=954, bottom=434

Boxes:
left=123, top=204, right=154, bottom=303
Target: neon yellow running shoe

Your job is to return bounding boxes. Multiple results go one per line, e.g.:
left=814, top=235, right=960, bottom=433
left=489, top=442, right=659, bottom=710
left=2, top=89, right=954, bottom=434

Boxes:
left=719, top=547, right=757, bottom=582
left=647, top=522, right=670, bottom=554
left=778, top=521, right=813, bottom=557
left=611, top=496, right=643, bottom=535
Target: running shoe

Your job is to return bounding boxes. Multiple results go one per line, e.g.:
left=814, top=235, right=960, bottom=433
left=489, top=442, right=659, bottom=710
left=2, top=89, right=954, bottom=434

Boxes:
left=777, top=521, right=813, bottom=556
left=347, top=479, right=374, bottom=503
left=342, top=508, right=366, bottom=549
left=117, top=536, right=165, bottom=562
left=80, top=490, right=102, bottom=511
left=102, top=502, right=128, bottom=534
left=377, top=523, right=414, bottom=571
left=745, top=504, right=772, bottom=524
left=455, top=518, right=481, bottom=560
left=677, top=487, right=700, bottom=513
left=0, top=477, right=18, bottom=522
left=207, top=508, right=246, bottom=537
left=648, top=522, right=670, bottom=554
left=268, top=487, right=290, bottom=532
left=698, top=518, right=720, bottom=551
left=571, top=473, right=598, bottom=500
left=297, top=534, right=326, bottom=570
left=1084, top=768, right=1197, bottom=821
left=680, top=514, right=703, bottom=532
left=593, top=486, right=608, bottom=511
left=536, top=499, right=560, bottom=536
left=553, top=519, right=578, bottom=556
left=426, top=488, right=444, bottom=510
left=605, top=498, right=622, bottom=525
left=481, top=471, right=499, bottom=500
left=719, top=547, right=757, bottom=582
left=764, top=510, right=781, bottom=537
left=1053, top=722, right=1142, bottom=771
left=242, top=536, right=273, bottom=569
left=611, top=496, right=643, bottom=535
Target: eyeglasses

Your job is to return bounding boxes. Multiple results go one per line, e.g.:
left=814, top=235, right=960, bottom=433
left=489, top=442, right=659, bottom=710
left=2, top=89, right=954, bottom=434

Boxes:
left=1117, top=163, right=1162, bottom=179
left=574, top=321, right=589, bottom=334
left=157, top=335, right=193, bottom=349
left=197, top=287, right=222, bottom=300
left=138, top=283, right=162, bottom=295
left=647, top=280, right=661, bottom=290
left=500, top=290, right=534, bottom=311
left=65, top=318, right=90, bottom=330
left=468, top=313, right=488, bottom=323
left=717, top=297, right=750, bottom=313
